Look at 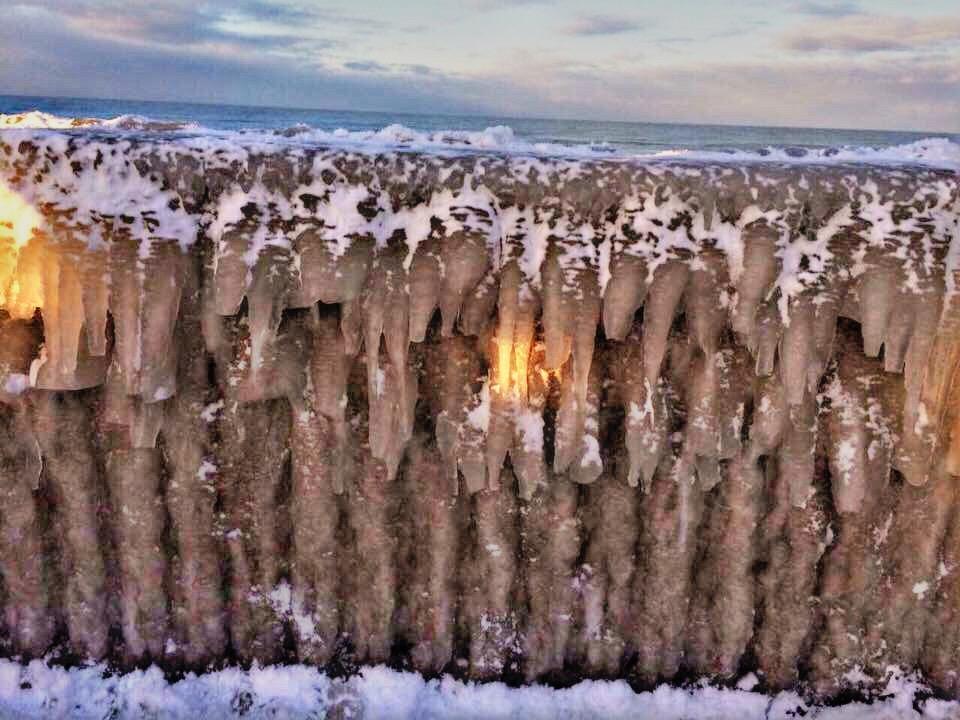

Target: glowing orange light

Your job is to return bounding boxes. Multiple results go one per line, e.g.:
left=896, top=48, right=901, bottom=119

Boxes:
left=0, top=181, right=41, bottom=249
left=0, top=180, right=44, bottom=316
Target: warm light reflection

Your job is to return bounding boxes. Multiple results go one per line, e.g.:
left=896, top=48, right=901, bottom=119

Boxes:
left=493, top=335, right=559, bottom=402
left=0, top=181, right=41, bottom=249
left=0, top=180, right=44, bottom=316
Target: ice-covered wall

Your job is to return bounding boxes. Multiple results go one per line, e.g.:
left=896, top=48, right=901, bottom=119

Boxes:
left=0, top=129, right=959, bottom=698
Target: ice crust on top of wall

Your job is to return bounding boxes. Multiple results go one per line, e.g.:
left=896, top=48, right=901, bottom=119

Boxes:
left=0, top=127, right=960, bottom=693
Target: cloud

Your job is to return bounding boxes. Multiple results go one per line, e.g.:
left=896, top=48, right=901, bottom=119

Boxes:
left=1, top=1, right=958, bottom=134
left=788, top=1, right=860, bottom=17
left=470, top=0, right=551, bottom=9
left=344, top=60, right=389, bottom=72
left=563, top=14, right=641, bottom=37
left=783, top=14, right=960, bottom=54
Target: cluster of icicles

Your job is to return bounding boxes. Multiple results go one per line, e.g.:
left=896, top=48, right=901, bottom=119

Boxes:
left=0, top=132, right=959, bottom=696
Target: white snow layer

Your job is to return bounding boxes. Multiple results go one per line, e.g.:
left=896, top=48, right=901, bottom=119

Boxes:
left=0, top=661, right=957, bottom=720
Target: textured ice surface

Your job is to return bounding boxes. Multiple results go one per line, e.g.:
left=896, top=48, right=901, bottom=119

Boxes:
left=0, top=127, right=958, bottom=697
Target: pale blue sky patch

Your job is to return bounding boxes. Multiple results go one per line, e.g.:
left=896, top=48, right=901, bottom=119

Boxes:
left=0, top=0, right=957, bottom=131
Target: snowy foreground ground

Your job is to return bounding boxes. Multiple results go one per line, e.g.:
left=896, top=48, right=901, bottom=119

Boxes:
left=1, top=662, right=959, bottom=719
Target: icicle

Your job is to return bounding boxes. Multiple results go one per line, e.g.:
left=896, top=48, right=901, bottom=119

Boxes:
left=39, top=242, right=84, bottom=379
left=309, top=310, right=352, bottom=494
left=779, top=295, right=815, bottom=406
left=858, top=266, right=895, bottom=358
left=779, top=392, right=818, bottom=509
left=884, top=288, right=916, bottom=373
left=752, top=300, right=782, bottom=377
left=684, top=352, right=721, bottom=491
left=108, top=237, right=184, bottom=401
left=80, top=249, right=109, bottom=357
left=407, top=238, right=441, bottom=342
left=602, top=252, right=647, bottom=341
left=642, top=260, right=689, bottom=388
left=748, top=375, right=788, bottom=462
left=138, top=241, right=185, bottom=402
left=620, top=332, right=669, bottom=490
left=686, top=251, right=728, bottom=357
left=458, top=269, right=500, bottom=337
left=554, top=359, right=602, bottom=484
left=733, top=227, right=778, bottom=338
left=512, top=406, right=546, bottom=501
left=897, top=283, right=948, bottom=486
left=429, top=336, right=484, bottom=495
left=212, top=228, right=249, bottom=315
left=540, top=246, right=573, bottom=370
left=810, top=277, right=846, bottom=384
left=439, top=230, right=489, bottom=337
left=293, top=230, right=374, bottom=307
left=246, top=244, right=293, bottom=376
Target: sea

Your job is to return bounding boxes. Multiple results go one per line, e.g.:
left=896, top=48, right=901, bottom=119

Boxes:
left=1, top=94, right=958, bottom=167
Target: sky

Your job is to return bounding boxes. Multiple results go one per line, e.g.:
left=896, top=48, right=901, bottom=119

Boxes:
left=1, top=0, right=958, bottom=132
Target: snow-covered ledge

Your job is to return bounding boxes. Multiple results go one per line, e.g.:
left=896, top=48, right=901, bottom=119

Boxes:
left=0, top=128, right=958, bottom=700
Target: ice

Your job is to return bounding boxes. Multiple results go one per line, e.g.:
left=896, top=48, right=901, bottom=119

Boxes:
left=292, top=230, right=374, bottom=307
left=439, top=230, right=490, bottom=337
left=407, top=237, right=442, bottom=342
left=0, top=409, right=53, bottom=656
left=687, top=251, right=728, bottom=356
left=308, top=309, right=351, bottom=493
left=733, top=227, right=779, bottom=339
left=779, top=392, right=819, bottom=508
left=541, top=248, right=573, bottom=370
left=0, top=129, right=959, bottom=694
left=858, top=266, right=896, bottom=358
left=602, top=252, right=647, bottom=340
left=107, top=448, right=168, bottom=662
left=748, top=376, right=788, bottom=461
left=779, top=296, right=815, bottom=406
left=246, top=244, right=294, bottom=376
left=643, top=261, right=689, bottom=388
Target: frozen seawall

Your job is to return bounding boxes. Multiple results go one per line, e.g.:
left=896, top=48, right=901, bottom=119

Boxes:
left=0, top=125, right=958, bottom=699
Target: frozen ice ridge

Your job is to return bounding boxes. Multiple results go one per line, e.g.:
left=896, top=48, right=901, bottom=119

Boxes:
left=0, top=124, right=957, bottom=700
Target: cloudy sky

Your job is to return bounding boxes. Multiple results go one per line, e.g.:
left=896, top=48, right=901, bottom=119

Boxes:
left=1, top=0, right=958, bottom=131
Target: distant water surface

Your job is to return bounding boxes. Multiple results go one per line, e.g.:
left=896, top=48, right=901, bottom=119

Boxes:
left=1, top=94, right=958, bottom=165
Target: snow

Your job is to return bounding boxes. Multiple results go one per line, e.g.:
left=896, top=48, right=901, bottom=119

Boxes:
left=0, top=661, right=956, bottom=720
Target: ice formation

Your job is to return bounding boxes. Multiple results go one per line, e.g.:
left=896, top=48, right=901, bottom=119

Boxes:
left=0, top=125, right=958, bottom=700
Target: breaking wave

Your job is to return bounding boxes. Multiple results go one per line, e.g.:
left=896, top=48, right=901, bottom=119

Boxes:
left=2, top=109, right=957, bottom=169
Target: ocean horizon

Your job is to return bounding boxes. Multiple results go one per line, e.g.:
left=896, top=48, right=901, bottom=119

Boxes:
left=2, top=93, right=958, bottom=163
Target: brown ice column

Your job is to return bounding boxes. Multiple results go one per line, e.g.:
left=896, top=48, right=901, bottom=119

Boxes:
left=577, top=458, right=639, bottom=677
left=807, top=326, right=909, bottom=695
left=162, top=254, right=227, bottom=667
left=343, top=352, right=400, bottom=665
left=0, top=405, right=54, bottom=656
left=106, top=447, right=168, bottom=663
left=923, top=474, right=960, bottom=696
left=286, top=311, right=343, bottom=664
left=753, top=454, right=829, bottom=690
left=216, top=331, right=292, bottom=664
left=685, top=455, right=763, bottom=678
left=461, top=468, right=521, bottom=679
left=399, top=432, right=464, bottom=674
left=684, top=346, right=760, bottom=678
left=633, top=450, right=702, bottom=684
left=520, top=472, right=579, bottom=681
left=29, top=390, right=109, bottom=660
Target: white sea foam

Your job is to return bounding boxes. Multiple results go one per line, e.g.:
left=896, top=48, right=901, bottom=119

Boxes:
left=1, top=109, right=958, bottom=168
